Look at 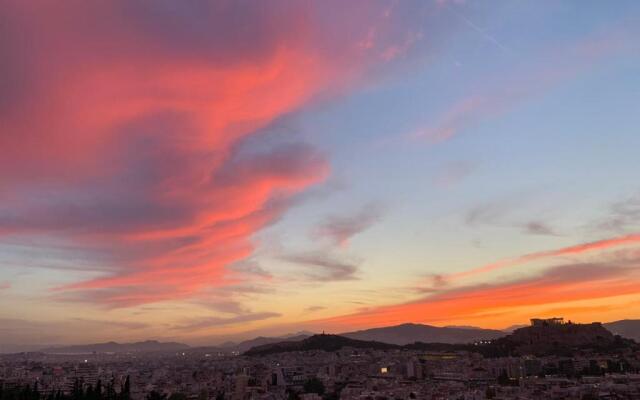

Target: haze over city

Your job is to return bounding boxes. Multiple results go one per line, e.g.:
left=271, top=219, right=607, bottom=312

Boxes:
left=2, top=0, right=640, bottom=351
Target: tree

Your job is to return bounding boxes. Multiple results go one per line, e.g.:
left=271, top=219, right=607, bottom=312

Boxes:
left=167, top=394, right=186, bottom=400
left=72, top=379, right=83, bottom=400
left=303, top=378, right=325, bottom=395
left=145, top=392, right=167, bottom=400
left=120, top=377, right=130, bottom=400
left=95, top=380, right=103, bottom=400
left=497, top=370, right=510, bottom=386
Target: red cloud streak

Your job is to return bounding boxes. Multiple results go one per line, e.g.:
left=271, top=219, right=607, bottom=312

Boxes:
left=449, top=234, right=640, bottom=281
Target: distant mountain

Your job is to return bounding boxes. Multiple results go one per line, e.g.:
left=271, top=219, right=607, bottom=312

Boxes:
left=604, top=319, right=640, bottom=341
left=502, top=324, right=528, bottom=333
left=41, top=340, right=190, bottom=354
left=341, top=323, right=505, bottom=345
left=246, top=322, right=638, bottom=357
left=444, top=325, right=485, bottom=330
left=281, top=331, right=316, bottom=338
left=0, top=344, right=47, bottom=354
left=245, top=334, right=397, bottom=356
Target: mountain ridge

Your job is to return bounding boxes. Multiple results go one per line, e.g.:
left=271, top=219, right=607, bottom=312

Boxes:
left=341, top=322, right=506, bottom=345
left=41, top=340, right=190, bottom=354
left=23, top=319, right=640, bottom=355
left=604, top=319, right=640, bottom=341
left=245, top=321, right=639, bottom=357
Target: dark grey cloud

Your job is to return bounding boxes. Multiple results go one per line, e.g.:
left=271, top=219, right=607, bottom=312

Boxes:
left=314, top=203, right=384, bottom=246
left=596, top=193, right=640, bottom=233
left=465, top=201, right=509, bottom=226
left=465, top=197, right=559, bottom=236
left=523, top=221, right=557, bottom=236
left=282, top=251, right=359, bottom=281
left=227, top=260, right=272, bottom=279
left=71, top=318, right=149, bottom=330
left=198, top=300, right=246, bottom=315
left=173, top=312, right=281, bottom=331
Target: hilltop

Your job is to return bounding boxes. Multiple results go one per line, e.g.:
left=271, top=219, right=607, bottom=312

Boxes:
left=342, top=323, right=505, bottom=345
left=220, top=333, right=311, bottom=353
left=474, top=321, right=637, bottom=357
left=244, top=334, right=398, bottom=356
left=245, top=321, right=638, bottom=357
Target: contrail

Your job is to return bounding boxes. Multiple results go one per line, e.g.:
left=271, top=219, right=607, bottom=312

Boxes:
left=447, top=5, right=510, bottom=53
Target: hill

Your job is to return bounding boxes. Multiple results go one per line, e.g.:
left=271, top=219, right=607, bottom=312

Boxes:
left=41, top=340, right=190, bottom=354
left=476, top=322, right=636, bottom=357
left=604, top=319, right=640, bottom=341
left=341, top=323, right=505, bottom=345
left=221, top=334, right=310, bottom=352
left=244, top=334, right=398, bottom=356
left=246, top=322, right=638, bottom=358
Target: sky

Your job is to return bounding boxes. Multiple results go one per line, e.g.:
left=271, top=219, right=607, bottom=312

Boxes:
left=1, top=0, right=640, bottom=349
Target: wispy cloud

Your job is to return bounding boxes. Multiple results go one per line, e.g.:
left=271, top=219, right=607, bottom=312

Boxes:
left=305, top=305, right=327, bottom=313
left=71, top=318, right=149, bottom=330
left=523, top=221, right=558, bottom=236
left=313, top=203, right=384, bottom=247
left=198, top=300, right=247, bottom=315
left=227, top=260, right=272, bottom=279
left=465, top=197, right=559, bottom=236
left=282, top=251, right=359, bottom=282
left=173, top=312, right=281, bottom=331
left=595, top=193, right=640, bottom=233
left=448, top=233, right=640, bottom=281
left=465, top=200, right=511, bottom=227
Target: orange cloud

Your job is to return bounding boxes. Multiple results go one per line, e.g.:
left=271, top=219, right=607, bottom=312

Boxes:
left=314, top=257, right=640, bottom=331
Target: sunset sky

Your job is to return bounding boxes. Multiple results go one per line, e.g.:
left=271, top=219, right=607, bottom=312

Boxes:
left=1, top=0, right=640, bottom=348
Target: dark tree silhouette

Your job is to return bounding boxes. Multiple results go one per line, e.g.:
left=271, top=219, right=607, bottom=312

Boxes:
left=145, top=391, right=167, bottom=400
left=303, top=377, right=325, bottom=395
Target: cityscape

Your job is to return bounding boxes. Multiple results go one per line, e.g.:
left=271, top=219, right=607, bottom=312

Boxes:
left=3, top=318, right=640, bottom=399
left=2, top=1, right=640, bottom=399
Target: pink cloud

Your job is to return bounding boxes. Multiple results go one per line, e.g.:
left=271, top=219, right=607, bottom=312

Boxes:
left=0, top=1, right=439, bottom=307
